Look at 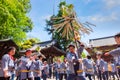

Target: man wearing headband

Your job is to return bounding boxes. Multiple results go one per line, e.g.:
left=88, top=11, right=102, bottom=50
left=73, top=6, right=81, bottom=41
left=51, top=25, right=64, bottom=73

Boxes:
left=17, top=50, right=34, bottom=80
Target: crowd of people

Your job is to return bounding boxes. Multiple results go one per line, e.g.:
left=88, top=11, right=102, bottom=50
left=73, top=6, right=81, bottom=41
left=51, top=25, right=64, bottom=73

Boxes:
left=0, top=33, right=120, bottom=80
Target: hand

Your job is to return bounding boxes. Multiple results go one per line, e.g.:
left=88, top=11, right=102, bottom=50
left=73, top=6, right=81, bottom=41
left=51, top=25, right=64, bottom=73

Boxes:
left=46, top=72, right=48, bottom=75
left=37, top=71, right=40, bottom=74
left=30, top=56, right=34, bottom=61
left=102, top=69, right=105, bottom=73
left=72, top=56, right=75, bottom=60
left=104, top=52, right=109, bottom=56
left=4, top=70, right=9, bottom=78
left=39, top=73, right=42, bottom=77
left=78, top=59, right=82, bottom=63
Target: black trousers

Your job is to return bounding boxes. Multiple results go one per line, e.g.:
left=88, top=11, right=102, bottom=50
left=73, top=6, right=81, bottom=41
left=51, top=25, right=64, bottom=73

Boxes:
left=97, top=70, right=106, bottom=80
left=59, top=73, right=67, bottom=80
left=22, top=78, right=33, bottom=80
left=67, top=74, right=77, bottom=80
left=118, top=68, right=120, bottom=78
left=49, top=69, right=52, bottom=78
left=86, top=74, right=92, bottom=80
left=111, top=72, right=119, bottom=79
left=67, top=74, right=85, bottom=80
left=103, top=71, right=109, bottom=80
left=0, top=77, right=10, bottom=80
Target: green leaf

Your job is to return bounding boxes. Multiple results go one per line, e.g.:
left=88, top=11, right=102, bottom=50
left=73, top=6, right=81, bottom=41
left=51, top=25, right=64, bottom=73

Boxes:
left=0, top=0, right=33, bottom=46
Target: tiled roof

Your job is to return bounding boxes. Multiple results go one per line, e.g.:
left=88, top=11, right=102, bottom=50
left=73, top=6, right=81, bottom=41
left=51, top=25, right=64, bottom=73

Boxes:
left=89, top=36, right=116, bottom=47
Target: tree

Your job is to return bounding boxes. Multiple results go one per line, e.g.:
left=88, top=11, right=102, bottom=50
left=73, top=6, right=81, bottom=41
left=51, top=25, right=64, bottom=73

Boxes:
left=20, top=38, right=40, bottom=50
left=46, top=1, right=93, bottom=51
left=46, top=19, right=73, bottom=50
left=52, top=2, right=93, bottom=39
left=0, top=0, right=33, bottom=46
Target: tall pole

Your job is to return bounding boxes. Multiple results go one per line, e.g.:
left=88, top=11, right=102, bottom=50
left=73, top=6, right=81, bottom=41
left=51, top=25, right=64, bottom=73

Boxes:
left=53, top=0, right=55, bottom=15
left=70, top=20, right=81, bottom=58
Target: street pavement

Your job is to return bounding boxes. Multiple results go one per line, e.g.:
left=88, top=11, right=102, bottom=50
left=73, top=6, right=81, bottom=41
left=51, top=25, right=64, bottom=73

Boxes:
left=44, top=76, right=119, bottom=80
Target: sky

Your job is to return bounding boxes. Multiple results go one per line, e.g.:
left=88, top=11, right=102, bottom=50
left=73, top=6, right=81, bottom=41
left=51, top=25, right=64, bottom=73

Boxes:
left=27, top=0, right=120, bottom=44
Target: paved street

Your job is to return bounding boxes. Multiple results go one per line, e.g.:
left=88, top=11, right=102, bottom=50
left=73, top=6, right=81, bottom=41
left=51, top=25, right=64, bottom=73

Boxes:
left=14, top=76, right=119, bottom=80
left=43, top=76, right=119, bottom=80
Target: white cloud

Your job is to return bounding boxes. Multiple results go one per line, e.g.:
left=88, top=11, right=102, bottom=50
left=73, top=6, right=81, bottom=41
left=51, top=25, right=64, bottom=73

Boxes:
left=85, top=0, right=91, bottom=3
left=80, top=12, right=119, bottom=23
left=103, top=0, right=120, bottom=9
left=38, top=14, right=52, bottom=25
left=40, top=15, right=51, bottom=21
left=82, top=0, right=92, bottom=4
left=91, top=13, right=118, bottom=22
left=79, top=12, right=120, bottom=23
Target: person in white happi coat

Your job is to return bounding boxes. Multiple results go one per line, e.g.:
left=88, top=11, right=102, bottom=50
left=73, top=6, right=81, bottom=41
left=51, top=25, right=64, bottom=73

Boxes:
left=17, top=50, right=35, bottom=80
left=34, top=54, right=43, bottom=80
left=0, top=47, right=16, bottom=80
left=96, top=53, right=105, bottom=80
left=66, top=44, right=86, bottom=80
left=42, top=61, right=49, bottom=80
left=59, top=58, right=68, bottom=80
left=113, top=62, right=120, bottom=79
left=105, top=33, right=120, bottom=77
left=83, top=55, right=94, bottom=80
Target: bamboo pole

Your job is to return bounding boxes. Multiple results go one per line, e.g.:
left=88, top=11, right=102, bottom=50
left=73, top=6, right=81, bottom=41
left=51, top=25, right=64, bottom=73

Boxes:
left=70, top=20, right=81, bottom=58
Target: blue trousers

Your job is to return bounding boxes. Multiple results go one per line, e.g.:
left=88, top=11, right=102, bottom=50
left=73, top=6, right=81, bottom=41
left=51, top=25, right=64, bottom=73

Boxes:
left=55, top=71, right=59, bottom=80
left=67, top=74, right=76, bottom=80
left=42, top=74, right=47, bottom=80
left=77, top=76, right=86, bottom=80
left=10, top=74, right=15, bottom=80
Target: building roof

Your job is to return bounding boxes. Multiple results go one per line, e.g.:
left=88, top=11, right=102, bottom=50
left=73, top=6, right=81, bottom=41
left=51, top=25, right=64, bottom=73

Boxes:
left=89, top=36, right=116, bottom=47
left=39, top=40, right=65, bottom=56
left=40, top=45, right=66, bottom=56
left=25, top=40, right=65, bottom=56
left=0, top=39, right=18, bottom=59
left=87, top=36, right=117, bottom=61
left=36, top=40, right=56, bottom=47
